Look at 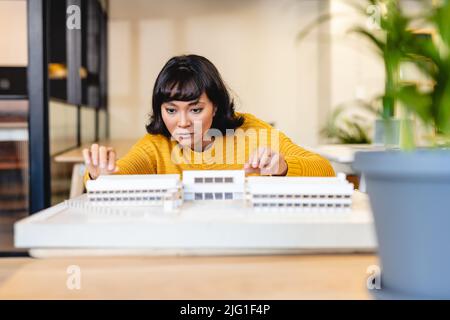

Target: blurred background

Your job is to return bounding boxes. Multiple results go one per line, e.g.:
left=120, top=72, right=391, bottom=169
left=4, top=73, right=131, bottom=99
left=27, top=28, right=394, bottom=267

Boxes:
left=0, top=0, right=430, bottom=252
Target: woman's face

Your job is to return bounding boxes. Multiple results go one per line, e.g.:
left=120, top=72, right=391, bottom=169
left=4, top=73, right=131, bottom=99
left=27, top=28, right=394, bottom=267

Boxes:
left=161, top=92, right=216, bottom=149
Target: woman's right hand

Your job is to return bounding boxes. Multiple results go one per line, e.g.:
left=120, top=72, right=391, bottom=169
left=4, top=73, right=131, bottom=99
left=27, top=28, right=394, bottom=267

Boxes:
left=82, top=143, right=119, bottom=180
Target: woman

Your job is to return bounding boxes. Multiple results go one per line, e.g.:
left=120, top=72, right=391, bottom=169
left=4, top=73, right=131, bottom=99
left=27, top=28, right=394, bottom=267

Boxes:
left=83, top=55, right=334, bottom=180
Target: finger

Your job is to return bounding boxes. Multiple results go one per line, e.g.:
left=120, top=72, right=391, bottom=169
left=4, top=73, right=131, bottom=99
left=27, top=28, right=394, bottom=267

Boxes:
left=252, top=148, right=263, bottom=168
left=261, top=153, right=280, bottom=176
left=107, top=149, right=116, bottom=171
left=82, top=148, right=91, bottom=165
left=99, top=146, right=107, bottom=169
left=245, top=150, right=256, bottom=169
left=82, top=148, right=97, bottom=177
left=91, top=143, right=99, bottom=166
left=259, top=149, right=272, bottom=169
left=251, top=147, right=266, bottom=168
left=244, top=165, right=260, bottom=175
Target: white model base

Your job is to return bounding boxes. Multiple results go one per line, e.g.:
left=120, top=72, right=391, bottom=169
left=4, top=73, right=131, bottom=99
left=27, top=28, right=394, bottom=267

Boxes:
left=14, top=192, right=376, bottom=255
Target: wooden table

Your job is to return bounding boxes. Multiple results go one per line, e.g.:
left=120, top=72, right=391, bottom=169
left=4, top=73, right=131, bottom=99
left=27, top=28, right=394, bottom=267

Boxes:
left=53, top=139, right=136, bottom=198
left=0, top=254, right=378, bottom=299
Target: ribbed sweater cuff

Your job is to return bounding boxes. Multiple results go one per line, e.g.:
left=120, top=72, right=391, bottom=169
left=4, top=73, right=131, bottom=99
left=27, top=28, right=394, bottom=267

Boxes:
left=284, top=155, right=304, bottom=176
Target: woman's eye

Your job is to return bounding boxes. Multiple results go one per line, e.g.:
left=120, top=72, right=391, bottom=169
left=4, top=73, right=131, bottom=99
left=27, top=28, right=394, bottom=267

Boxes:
left=191, top=108, right=203, bottom=114
left=165, top=108, right=176, bottom=114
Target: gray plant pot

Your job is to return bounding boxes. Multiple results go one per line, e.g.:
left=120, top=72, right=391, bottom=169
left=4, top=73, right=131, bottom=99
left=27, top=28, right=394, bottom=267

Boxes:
left=353, top=150, right=450, bottom=299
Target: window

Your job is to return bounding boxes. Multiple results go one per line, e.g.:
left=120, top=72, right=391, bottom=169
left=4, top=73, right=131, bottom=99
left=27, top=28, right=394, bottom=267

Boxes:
left=195, top=193, right=203, bottom=200
left=214, top=177, right=223, bottom=183
left=205, top=177, right=213, bottom=183
left=205, top=193, right=213, bottom=200
left=224, top=177, right=233, bottom=183
left=194, top=177, right=203, bottom=183
left=214, top=193, right=223, bottom=200
left=225, top=193, right=233, bottom=200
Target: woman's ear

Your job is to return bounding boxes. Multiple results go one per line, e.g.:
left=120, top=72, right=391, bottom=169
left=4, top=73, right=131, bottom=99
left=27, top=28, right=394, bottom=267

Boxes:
left=213, top=106, right=217, bottom=116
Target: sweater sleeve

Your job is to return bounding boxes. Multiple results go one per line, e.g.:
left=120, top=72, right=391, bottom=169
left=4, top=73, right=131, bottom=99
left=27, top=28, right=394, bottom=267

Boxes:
left=241, top=113, right=335, bottom=177
left=278, top=131, right=335, bottom=177
left=83, top=137, right=158, bottom=186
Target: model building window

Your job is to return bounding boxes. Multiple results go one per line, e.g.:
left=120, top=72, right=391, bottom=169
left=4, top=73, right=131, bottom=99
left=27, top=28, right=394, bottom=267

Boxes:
left=214, top=193, right=223, bottom=200
left=205, top=177, right=213, bottom=183
left=224, top=177, right=233, bottom=183
left=194, top=178, right=203, bottom=183
left=225, top=192, right=233, bottom=200
left=195, top=193, right=203, bottom=200
left=205, top=192, right=213, bottom=200
left=214, top=177, right=223, bottom=183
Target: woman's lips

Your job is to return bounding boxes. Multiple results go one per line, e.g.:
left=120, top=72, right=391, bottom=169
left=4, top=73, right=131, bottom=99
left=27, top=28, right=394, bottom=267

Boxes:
left=177, top=133, right=194, bottom=140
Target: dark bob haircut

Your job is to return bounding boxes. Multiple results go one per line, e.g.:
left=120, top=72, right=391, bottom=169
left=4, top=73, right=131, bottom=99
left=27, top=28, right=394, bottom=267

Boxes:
left=146, top=54, right=244, bottom=137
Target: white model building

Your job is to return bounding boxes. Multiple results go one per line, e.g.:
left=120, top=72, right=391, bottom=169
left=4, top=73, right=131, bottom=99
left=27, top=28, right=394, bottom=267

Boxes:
left=246, top=173, right=354, bottom=212
left=85, top=174, right=183, bottom=211
left=182, top=170, right=245, bottom=201
left=15, top=171, right=377, bottom=255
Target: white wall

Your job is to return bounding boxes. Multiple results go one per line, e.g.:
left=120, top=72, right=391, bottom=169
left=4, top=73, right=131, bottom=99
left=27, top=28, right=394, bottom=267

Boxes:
left=0, top=0, right=27, bottom=66
left=108, top=0, right=329, bottom=146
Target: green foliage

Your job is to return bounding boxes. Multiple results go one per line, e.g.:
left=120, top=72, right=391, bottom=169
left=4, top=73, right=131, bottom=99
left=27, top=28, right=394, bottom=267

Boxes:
left=350, top=0, right=417, bottom=119
left=397, top=0, right=450, bottom=143
left=320, top=99, right=379, bottom=144
left=299, top=0, right=450, bottom=146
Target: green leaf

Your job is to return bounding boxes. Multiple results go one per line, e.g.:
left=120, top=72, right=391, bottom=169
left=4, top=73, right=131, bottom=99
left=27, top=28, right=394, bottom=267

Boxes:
left=350, top=27, right=385, bottom=53
left=397, top=85, right=433, bottom=124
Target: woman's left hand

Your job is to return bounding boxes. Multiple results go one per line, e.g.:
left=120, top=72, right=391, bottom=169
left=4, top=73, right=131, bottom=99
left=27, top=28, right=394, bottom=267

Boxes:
left=244, top=147, right=288, bottom=176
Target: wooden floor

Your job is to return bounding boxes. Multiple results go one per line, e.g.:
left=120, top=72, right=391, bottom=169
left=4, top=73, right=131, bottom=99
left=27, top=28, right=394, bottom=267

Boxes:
left=0, top=254, right=379, bottom=299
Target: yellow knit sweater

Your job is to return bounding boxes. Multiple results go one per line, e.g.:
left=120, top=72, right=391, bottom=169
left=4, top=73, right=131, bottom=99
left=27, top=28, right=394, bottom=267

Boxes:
left=84, top=113, right=334, bottom=183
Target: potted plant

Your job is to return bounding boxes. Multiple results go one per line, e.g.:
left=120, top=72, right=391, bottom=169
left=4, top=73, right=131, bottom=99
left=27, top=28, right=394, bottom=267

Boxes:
left=297, top=0, right=415, bottom=146
left=320, top=98, right=379, bottom=144
left=353, top=0, right=450, bottom=299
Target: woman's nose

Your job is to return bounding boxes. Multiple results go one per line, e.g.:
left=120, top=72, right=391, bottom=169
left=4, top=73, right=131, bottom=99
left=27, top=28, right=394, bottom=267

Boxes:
left=177, top=113, right=191, bottom=128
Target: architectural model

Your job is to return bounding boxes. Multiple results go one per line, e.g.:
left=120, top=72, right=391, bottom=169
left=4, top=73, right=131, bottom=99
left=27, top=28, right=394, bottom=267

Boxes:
left=182, top=170, right=245, bottom=201
left=85, top=174, right=183, bottom=211
left=246, top=173, right=354, bottom=212
left=84, top=171, right=353, bottom=212
left=14, top=171, right=377, bottom=255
